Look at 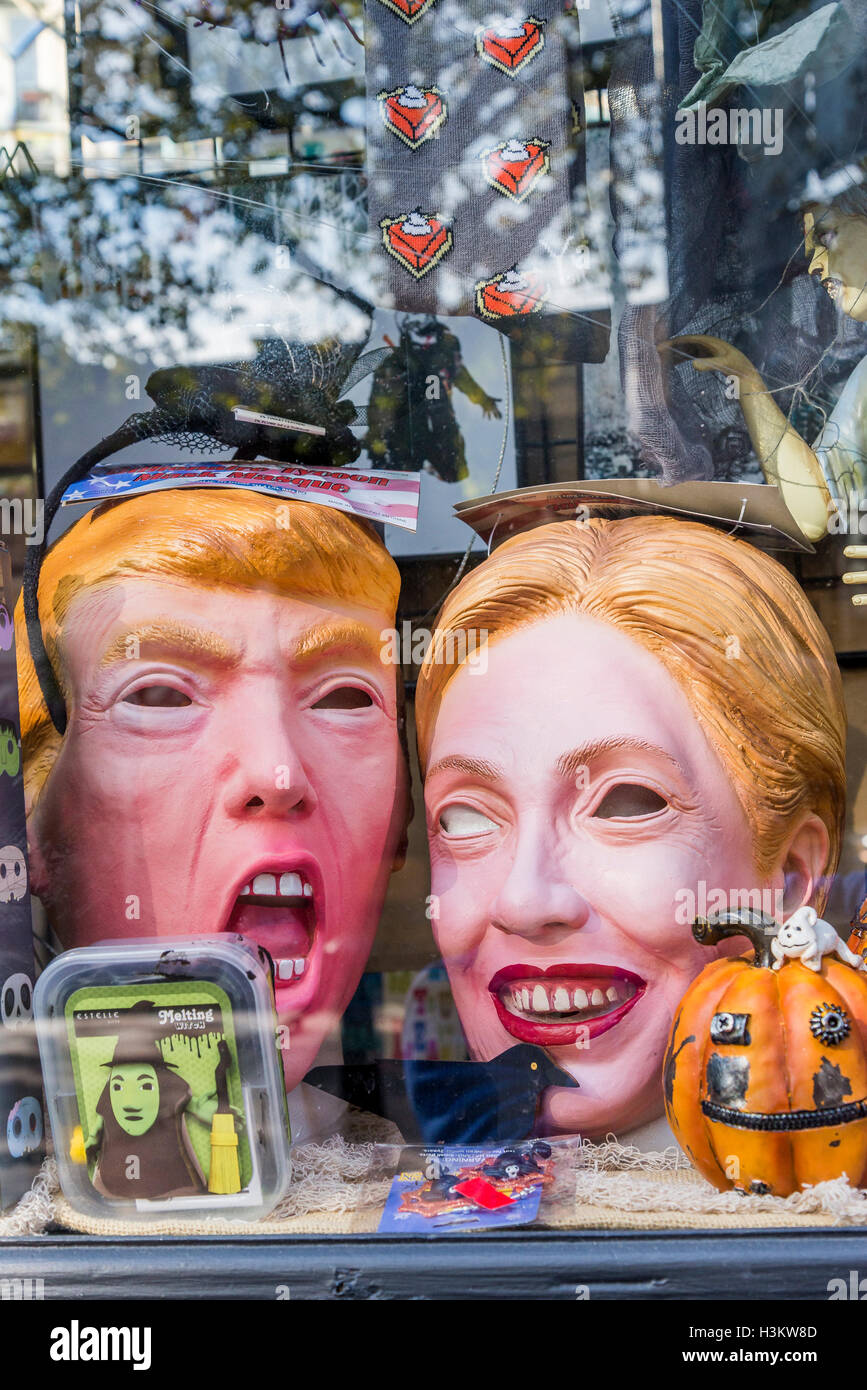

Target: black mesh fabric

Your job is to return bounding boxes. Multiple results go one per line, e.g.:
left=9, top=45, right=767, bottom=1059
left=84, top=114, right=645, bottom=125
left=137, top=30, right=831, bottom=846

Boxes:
left=608, top=0, right=867, bottom=485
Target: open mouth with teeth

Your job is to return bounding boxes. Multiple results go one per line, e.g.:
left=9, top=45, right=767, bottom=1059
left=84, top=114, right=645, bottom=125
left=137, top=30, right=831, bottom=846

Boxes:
left=226, top=866, right=318, bottom=991
left=489, top=963, right=646, bottom=1045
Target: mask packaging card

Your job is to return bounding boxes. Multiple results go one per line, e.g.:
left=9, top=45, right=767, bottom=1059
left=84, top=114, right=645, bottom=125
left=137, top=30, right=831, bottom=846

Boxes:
left=34, top=934, right=292, bottom=1222
left=0, top=543, right=43, bottom=1207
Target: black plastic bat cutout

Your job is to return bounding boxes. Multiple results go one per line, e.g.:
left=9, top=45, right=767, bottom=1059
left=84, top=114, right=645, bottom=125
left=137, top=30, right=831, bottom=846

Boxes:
left=306, top=1045, right=579, bottom=1145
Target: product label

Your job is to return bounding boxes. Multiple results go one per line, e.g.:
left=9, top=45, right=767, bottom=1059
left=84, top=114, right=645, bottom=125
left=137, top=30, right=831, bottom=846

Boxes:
left=61, top=460, right=421, bottom=531
left=65, top=981, right=249, bottom=1203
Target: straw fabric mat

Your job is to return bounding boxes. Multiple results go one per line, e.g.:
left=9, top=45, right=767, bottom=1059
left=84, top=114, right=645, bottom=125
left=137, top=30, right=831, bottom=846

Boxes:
left=12, top=1129, right=867, bottom=1237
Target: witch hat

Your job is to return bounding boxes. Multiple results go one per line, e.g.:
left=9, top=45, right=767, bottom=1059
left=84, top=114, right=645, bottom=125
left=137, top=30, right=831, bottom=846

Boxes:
left=100, top=1000, right=164, bottom=1068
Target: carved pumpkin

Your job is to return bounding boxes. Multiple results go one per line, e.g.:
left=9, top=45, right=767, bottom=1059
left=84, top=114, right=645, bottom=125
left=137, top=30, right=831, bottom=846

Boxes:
left=663, top=911, right=867, bottom=1196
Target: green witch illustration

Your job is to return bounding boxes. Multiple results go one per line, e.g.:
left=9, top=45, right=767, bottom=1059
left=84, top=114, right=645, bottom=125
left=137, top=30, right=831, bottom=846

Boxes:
left=86, top=1000, right=233, bottom=1199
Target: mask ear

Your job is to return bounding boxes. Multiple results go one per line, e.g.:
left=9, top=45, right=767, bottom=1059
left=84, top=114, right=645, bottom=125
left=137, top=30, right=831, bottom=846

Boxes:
left=392, top=787, right=413, bottom=873
left=778, top=813, right=830, bottom=918
left=23, top=795, right=51, bottom=904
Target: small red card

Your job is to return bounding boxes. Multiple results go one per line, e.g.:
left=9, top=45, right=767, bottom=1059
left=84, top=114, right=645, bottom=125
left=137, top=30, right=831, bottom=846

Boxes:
left=453, top=1176, right=515, bottom=1210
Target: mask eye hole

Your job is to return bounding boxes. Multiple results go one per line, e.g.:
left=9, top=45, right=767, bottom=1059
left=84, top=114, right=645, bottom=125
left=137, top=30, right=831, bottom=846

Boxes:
left=123, top=685, right=191, bottom=708
left=592, top=784, right=668, bottom=819
left=438, top=804, right=497, bottom=837
left=311, top=686, right=373, bottom=710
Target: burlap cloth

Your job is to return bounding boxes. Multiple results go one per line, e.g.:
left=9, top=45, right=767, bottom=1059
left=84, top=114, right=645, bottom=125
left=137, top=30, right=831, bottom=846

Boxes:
left=7, top=1122, right=867, bottom=1236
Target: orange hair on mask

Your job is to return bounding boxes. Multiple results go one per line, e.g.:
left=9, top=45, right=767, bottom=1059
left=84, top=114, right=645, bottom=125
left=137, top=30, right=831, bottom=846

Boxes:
left=15, top=488, right=400, bottom=810
left=415, top=516, right=846, bottom=899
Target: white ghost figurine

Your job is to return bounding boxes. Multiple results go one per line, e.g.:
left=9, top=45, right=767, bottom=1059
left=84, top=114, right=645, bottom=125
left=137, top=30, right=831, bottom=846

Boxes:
left=771, top=906, right=866, bottom=973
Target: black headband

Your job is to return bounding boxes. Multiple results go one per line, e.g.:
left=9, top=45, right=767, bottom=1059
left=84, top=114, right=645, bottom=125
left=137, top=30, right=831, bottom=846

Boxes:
left=23, top=432, right=138, bottom=736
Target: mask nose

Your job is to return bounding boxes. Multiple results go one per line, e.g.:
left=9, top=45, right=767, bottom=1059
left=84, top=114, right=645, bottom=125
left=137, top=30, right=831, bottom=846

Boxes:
left=808, top=245, right=826, bottom=278
left=221, top=686, right=316, bottom=819
left=489, top=814, right=590, bottom=940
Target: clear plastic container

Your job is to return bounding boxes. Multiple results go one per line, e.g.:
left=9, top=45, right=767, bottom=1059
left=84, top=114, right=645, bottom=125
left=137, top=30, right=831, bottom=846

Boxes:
left=34, top=934, right=291, bottom=1222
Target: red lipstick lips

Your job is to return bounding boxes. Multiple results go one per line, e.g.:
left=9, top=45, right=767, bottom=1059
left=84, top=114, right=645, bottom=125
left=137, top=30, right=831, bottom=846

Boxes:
left=488, top=962, right=646, bottom=1045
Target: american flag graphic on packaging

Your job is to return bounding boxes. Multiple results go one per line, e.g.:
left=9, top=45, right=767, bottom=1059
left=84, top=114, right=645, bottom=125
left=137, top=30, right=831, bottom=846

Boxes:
left=61, top=461, right=422, bottom=533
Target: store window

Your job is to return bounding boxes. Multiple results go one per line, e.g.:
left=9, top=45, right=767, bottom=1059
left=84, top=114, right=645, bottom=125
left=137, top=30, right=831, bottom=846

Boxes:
left=3, top=0, right=867, bottom=1303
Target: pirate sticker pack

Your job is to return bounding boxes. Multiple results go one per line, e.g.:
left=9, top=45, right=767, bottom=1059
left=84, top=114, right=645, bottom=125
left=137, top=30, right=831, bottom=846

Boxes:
left=364, top=0, right=599, bottom=327
left=378, top=1141, right=555, bottom=1233
left=35, top=935, right=292, bottom=1221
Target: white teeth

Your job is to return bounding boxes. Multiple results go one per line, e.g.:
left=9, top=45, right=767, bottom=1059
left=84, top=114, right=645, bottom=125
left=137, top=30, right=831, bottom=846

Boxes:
left=240, top=871, right=313, bottom=899
left=276, top=957, right=307, bottom=981
left=504, top=979, right=634, bottom=1019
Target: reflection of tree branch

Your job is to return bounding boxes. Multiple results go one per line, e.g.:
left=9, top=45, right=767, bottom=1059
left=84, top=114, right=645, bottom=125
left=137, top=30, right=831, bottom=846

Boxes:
left=75, top=107, right=130, bottom=141
left=0, top=168, right=375, bottom=363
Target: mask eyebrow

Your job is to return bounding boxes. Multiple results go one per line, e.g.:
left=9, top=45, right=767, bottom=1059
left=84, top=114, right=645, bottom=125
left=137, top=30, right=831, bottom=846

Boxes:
left=290, top=619, right=387, bottom=668
left=425, top=754, right=504, bottom=783
left=98, top=621, right=242, bottom=670
left=556, top=737, right=689, bottom=783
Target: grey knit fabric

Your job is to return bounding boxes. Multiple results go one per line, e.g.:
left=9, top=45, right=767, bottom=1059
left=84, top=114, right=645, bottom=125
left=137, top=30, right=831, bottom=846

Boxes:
left=364, top=0, right=589, bottom=321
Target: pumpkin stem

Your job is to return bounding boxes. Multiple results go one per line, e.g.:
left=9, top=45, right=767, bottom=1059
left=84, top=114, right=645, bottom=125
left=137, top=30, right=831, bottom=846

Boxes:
left=692, top=909, right=779, bottom=969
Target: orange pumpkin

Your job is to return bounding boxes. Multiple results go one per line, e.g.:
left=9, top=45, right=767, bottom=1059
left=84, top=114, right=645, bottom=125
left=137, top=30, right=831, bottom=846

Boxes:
left=663, top=911, right=867, bottom=1196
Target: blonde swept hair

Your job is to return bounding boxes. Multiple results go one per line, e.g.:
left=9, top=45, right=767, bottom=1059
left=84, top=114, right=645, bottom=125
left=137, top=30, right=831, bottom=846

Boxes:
left=415, top=516, right=846, bottom=890
left=15, top=488, right=401, bottom=810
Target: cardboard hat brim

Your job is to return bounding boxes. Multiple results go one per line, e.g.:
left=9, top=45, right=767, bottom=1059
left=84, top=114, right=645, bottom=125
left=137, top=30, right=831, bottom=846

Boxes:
left=453, top=479, right=816, bottom=555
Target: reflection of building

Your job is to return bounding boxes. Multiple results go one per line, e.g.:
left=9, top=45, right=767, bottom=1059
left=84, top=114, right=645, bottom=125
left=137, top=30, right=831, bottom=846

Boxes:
left=0, top=0, right=69, bottom=174
left=0, top=3, right=63, bottom=591
left=0, top=332, right=41, bottom=588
